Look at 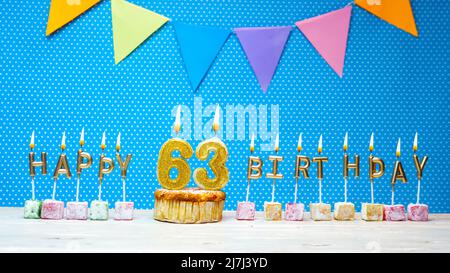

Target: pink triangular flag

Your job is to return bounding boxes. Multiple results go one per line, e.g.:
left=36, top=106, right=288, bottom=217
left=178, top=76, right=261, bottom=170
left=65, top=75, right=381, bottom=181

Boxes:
left=296, top=6, right=352, bottom=77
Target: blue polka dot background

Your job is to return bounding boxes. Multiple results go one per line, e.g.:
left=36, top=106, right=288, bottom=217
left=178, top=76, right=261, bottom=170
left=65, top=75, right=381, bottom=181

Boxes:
left=0, top=0, right=448, bottom=212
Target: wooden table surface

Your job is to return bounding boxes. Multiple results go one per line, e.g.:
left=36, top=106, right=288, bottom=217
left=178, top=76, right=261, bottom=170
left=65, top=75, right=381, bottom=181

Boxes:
left=1, top=207, right=449, bottom=253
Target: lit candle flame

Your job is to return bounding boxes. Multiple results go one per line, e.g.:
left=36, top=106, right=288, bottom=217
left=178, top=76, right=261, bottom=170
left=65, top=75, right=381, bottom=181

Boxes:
left=413, top=132, right=418, bottom=152
left=80, top=128, right=85, bottom=147
left=174, top=105, right=181, bottom=134
left=297, top=133, right=302, bottom=152
left=343, top=132, right=348, bottom=152
left=369, top=133, right=374, bottom=152
left=61, top=131, right=66, bottom=151
left=101, top=131, right=106, bottom=150
left=396, top=138, right=401, bottom=157
left=212, top=105, right=220, bottom=133
left=250, top=133, right=255, bottom=153
left=116, top=132, right=121, bottom=152
left=318, top=134, right=323, bottom=154
left=30, top=130, right=35, bottom=150
left=274, top=133, right=279, bottom=153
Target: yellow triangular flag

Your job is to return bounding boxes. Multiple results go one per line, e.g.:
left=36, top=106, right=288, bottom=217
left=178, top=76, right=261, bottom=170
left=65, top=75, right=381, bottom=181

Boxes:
left=112, top=0, right=169, bottom=64
left=46, top=0, right=101, bottom=36
left=355, top=0, right=418, bottom=37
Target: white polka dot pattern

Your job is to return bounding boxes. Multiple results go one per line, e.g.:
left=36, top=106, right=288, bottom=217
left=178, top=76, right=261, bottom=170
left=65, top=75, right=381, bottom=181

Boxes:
left=0, top=0, right=448, bottom=212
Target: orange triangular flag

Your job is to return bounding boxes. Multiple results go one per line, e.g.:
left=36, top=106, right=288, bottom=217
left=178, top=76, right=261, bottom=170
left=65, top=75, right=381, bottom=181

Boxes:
left=46, top=0, right=101, bottom=36
left=355, top=0, right=418, bottom=37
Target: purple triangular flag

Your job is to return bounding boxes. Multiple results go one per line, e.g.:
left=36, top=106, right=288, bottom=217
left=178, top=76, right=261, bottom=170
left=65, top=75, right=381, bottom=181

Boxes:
left=234, top=26, right=292, bottom=93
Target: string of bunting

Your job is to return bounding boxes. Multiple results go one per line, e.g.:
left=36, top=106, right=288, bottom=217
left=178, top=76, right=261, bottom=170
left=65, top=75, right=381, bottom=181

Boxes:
left=45, top=0, right=419, bottom=92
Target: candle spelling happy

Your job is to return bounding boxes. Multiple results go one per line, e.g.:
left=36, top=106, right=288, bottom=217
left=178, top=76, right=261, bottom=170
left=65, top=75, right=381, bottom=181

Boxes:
left=114, top=132, right=134, bottom=220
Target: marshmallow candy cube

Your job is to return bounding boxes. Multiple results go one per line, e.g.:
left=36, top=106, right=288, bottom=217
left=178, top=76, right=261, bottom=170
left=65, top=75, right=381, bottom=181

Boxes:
left=24, top=200, right=42, bottom=219
left=65, top=201, right=88, bottom=220
left=114, top=201, right=134, bottom=220
left=334, top=202, right=355, bottom=221
left=383, top=204, right=406, bottom=221
left=310, top=203, right=331, bottom=221
left=407, top=204, right=429, bottom=221
left=285, top=203, right=304, bottom=221
left=361, top=203, right=384, bottom=221
left=236, top=202, right=256, bottom=220
left=264, top=202, right=282, bottom=221
left=90, top=200, right=109, bottom=220
left=41, top=199, right=64, bottom=220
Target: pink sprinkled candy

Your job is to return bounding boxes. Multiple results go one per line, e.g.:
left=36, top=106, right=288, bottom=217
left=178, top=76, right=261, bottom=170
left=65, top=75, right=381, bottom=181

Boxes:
left=236, top=202, right=256, bottom=220
left=383, top=204, right=406, bottom=221
left=114, top=201, right=134, bottom=220
left=41, top=199, right=64, bottom=220
left=407, top=204, right=429, bottom=221
left=65, top=201, right=88, bottom=220
left=285, top=203, right=304, bottom=221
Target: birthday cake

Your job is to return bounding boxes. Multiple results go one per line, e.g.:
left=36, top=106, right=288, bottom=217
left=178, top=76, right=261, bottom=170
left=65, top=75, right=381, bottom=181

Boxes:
left=154, top=188, right=226, bottom=224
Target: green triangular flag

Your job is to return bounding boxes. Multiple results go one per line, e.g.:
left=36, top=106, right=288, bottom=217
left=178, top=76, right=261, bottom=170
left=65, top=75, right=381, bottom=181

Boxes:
left=111, top=0, right=169, bottom=64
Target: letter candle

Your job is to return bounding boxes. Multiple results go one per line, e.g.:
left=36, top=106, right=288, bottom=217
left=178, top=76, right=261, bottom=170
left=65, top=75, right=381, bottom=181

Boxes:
left=114, top=132, right=134, bottom=220
left=90, top=131, right=114, bottom=221
left=264, top=133, right=283, bottom=221
left=24, top=131, right=46, bottom=219
left=236, top=134, right=257, bottom=220
left=66, top=128, right=91, bottom=220
left=383, top=138, right=407, bottom=221
left=310, top=135, right=331, bottom=221
left=285, top=133, right=305, bottom=221
left=362, top=133, right=384, bottom=221
left=42, top=132, right=69, bottom=220
left=408, top=132, right=429, bottom=221
left=334, top=132, right=357, bottom=221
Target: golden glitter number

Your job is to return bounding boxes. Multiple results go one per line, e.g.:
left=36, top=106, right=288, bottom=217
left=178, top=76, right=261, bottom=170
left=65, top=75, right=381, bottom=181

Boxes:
left=157, top=138, right=194, bottom=190
left=193, top=138, right=229, bottom=190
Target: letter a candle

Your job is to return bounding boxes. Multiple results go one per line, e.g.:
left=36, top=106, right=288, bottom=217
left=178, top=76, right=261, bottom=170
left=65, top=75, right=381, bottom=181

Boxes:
left=42, top=132, right=69, bottom=220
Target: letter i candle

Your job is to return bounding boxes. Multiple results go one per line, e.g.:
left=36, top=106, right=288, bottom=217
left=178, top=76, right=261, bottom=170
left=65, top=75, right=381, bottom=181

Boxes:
left=114, top=132, right=134, bottom=220
left=236, top=133, right=257, bottom=220
left=24, top=131, right=46, bottom=219
left=90, top=131, right=115, bottom=221
left=334, top=133, right=357, bottom=221
left=310, top=135, right=331, bottom=221
left=384, top=138, right=407, bottom=221
left=42, top=132, right=69, bottom=220
left=66, top=128, right=91, bottom=220
left=361, top=133, right=384, bottom=221
left=285, top=133, right=305, bottom=221
left=264, top=134, right=283, bottom=221
left=408, top=133, right=429, bottom=221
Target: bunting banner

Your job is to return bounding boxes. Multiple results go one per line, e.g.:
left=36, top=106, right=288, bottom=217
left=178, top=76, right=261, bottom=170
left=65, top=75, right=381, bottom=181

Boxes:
left=45, top=1, right=420, bottom=91
left=111, top=0, right=169, bottom=64
left=173, top=22, right=231, bottom=91
left=296, top=6, right=352, bottom=77
left=234, top=26, right=292, bottom=93
left=355, top=0, right=418, bottom=37
left=46, top=0, right=101, bottom=36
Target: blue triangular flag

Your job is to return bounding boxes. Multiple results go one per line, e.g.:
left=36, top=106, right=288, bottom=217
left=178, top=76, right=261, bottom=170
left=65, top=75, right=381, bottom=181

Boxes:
left=173, top=22, right=231, bottom=91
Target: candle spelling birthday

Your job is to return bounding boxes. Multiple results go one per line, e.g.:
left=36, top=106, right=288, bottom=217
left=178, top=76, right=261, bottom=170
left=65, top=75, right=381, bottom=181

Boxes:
left=310, top=135, right=331, bottom=221
left=236, top=133, right=258, bottom=220
left=264, top=133, right=283, bottom=221
left=285, top=133, right=305, bottom=221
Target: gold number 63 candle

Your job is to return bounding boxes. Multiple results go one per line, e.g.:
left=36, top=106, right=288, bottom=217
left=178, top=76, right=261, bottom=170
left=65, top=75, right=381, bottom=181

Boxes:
left=154, top=105, right=228, bottom=224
